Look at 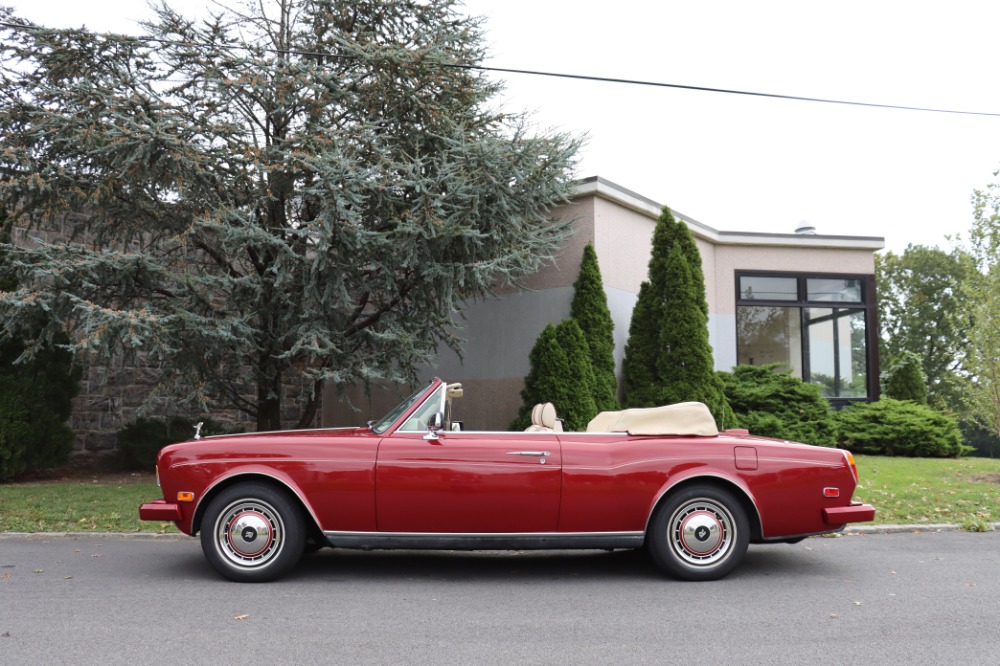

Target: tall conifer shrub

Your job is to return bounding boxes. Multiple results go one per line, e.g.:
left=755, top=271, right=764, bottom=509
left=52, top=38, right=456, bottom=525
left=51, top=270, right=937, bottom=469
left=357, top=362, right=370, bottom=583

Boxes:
left=621, top=207, right=731, bottom=427
left=570, top=244, right=618, bottom=411
left=881, top=351, right=929, bottom=404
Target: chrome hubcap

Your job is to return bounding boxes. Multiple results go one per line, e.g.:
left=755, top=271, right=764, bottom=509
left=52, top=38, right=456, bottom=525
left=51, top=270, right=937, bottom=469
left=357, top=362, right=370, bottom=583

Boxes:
left=669, top=498, right=735, bottom=567
left=216, top=499, right=283, bottom=568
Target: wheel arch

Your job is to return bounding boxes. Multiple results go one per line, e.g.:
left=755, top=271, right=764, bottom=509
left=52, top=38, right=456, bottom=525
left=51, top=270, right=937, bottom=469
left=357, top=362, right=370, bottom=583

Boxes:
left=646, top=474, right=764, bottom=543
left=191, top=470, right=323, bottom=540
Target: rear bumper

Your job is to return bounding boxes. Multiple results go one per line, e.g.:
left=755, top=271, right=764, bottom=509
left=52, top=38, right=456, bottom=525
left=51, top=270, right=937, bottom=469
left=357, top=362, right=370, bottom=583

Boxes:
left=823, top=502, right=876, bottom=525
left=139, top=500, right=183, bottom=522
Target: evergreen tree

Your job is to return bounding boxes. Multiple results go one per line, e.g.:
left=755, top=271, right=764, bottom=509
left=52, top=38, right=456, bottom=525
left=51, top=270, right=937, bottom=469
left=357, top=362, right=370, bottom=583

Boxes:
left=0, top=2, right=581, bottom=431
left=570, top=243, right=618, bottom=411
left=621, top=207, right=730, bottom=426
left=881, top=351, right=929, bottom=404
left=511, top=319, right=598, bottom=431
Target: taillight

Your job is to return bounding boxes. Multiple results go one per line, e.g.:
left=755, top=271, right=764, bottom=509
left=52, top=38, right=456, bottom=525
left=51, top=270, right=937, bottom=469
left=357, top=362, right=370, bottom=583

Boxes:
left=843, top=450, right=859, bottom=483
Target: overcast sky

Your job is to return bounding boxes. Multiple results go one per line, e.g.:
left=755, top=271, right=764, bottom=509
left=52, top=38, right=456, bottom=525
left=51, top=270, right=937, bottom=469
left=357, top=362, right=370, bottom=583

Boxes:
left=6, top=0, right=1000, bottom=253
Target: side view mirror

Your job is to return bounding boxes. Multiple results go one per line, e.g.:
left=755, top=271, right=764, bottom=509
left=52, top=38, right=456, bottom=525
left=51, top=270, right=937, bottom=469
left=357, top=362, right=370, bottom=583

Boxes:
left=423, top=412, right=443, bottom=441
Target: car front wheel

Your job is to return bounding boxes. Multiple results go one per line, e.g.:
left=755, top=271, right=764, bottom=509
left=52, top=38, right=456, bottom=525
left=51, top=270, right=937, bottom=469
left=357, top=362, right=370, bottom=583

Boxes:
left=647, top=484, right=750, bottom=581
left=200, top=482, right=306, bottom=582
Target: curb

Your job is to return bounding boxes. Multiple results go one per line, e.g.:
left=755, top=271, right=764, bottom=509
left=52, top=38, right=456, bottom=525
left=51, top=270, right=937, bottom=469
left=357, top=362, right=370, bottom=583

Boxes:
left=844, top=522, right=1000, bottom=535
left=0, top=531, right=191, bottom=540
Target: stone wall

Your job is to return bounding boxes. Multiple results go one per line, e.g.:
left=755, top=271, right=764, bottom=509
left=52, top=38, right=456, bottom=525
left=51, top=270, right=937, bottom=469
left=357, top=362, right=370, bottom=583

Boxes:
left=70, top=354, right=317, bottom=456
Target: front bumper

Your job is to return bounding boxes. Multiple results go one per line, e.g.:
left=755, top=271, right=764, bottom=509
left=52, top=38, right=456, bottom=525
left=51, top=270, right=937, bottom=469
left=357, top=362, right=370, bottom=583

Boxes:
left=139, top=500, right=183, bottom=522
left=823, top=502, right=876, bottom=525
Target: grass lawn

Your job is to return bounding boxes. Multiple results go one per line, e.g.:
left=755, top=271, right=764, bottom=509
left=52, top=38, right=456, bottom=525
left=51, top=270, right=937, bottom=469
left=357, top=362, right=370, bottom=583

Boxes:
left=0, top=472, right=171, bottom=534
left=1, top=455, right=998, bottom=534
left=854, top=454, right=1000, bottom=528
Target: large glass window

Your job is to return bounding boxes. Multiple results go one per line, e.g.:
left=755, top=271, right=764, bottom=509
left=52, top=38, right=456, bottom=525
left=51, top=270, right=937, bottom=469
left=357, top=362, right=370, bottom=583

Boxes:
left=736, top=273, right=874, bottom=402
left=804, top=308, right=868, bottom=398
left=736, top=305, right=803, bottom=376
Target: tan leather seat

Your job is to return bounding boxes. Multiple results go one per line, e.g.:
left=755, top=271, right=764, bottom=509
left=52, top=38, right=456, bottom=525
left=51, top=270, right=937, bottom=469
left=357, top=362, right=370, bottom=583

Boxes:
left=525, top=402, right=563, bottom=432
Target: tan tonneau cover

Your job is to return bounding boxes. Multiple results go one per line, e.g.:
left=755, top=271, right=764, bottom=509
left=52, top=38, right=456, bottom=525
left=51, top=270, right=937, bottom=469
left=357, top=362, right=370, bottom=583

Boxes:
left=586, top=402, right=718, bottom=436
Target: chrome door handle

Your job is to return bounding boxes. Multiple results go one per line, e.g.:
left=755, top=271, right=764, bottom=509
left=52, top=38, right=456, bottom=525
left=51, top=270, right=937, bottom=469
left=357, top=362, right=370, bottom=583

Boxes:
left=507, top=451, right=551, bottom=465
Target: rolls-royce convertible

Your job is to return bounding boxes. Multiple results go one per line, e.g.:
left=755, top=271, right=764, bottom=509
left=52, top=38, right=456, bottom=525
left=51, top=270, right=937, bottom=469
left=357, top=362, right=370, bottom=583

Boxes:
left=139, top=377, right=875, bottom=582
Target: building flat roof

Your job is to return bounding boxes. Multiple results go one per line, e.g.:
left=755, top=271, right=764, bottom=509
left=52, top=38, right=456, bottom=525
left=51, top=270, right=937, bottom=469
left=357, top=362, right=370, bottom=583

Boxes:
left=574, top=176, right=886, bottom=251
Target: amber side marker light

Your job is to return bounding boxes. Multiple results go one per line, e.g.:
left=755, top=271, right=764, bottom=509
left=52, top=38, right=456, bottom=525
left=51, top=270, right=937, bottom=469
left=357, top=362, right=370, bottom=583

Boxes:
left=843, top=451, right=859, bottom=483
left=177, top=492, right=195, bottom=503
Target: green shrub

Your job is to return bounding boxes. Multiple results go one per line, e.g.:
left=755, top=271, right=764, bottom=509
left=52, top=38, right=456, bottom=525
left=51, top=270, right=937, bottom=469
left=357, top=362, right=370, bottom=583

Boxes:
left=117, top=416, right=241, bottom=471
left=881, top=351, right=928, bottom=404
left=719, top=364, right=837, bottom=446
left=1, top=229, right=82, bottom=481
left=0, top=338, right=81, bottom=481
left=835, top=398, right=968, bottom=457
left=511, top=319, right=598, bottom=431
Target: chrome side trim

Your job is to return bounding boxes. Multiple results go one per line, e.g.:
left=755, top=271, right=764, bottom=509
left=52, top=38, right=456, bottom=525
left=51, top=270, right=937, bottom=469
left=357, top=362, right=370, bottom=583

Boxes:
left=322, top=531, right=645, bottom=551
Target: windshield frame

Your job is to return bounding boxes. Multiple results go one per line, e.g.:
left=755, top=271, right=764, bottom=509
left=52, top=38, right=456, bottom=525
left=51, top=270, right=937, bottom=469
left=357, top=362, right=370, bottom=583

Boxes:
left=369, top=379, right=442, bottom=434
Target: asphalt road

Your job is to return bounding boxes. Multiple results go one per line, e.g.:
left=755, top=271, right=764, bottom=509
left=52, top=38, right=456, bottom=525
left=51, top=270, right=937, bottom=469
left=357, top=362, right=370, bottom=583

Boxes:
left=1, top=530, right=998, bottom=666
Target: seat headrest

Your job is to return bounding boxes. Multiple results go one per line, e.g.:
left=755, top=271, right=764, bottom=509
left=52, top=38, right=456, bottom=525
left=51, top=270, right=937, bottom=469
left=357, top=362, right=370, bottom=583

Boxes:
left=539, top=402, right=558, bottom=430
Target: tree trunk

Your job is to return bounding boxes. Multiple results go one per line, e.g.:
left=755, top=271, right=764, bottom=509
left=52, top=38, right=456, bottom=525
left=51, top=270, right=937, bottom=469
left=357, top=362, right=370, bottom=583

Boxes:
left=256, top=352, right=284, bottom=431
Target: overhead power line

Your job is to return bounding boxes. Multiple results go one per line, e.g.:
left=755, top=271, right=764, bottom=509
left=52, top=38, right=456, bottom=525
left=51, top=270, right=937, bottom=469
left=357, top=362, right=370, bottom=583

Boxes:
left=457, top=64, right=1000, bottom=118
left=2, top=19, right=999, bottom=118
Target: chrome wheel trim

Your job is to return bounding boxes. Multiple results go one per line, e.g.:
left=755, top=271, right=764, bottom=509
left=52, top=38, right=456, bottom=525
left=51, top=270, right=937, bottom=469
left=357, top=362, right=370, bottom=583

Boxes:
left=214, top=498, right=284, bottom=569
left=668, top=498, right=736, bottom=568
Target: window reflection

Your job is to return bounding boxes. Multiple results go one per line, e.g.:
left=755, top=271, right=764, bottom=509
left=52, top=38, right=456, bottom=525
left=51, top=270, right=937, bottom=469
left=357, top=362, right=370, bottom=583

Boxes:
left=806, top=278, right=862, bottom=303
left=735, top=274, right=870, bottom=400
left=804, top=309, right=868, bottom=398
left=739, top=276, right=797, bottom=301
left=736, top=306, right=802, bottom=376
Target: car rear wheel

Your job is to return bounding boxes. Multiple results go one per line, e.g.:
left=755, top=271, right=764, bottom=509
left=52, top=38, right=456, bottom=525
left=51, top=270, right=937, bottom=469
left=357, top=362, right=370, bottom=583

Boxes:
left=647, top=484, right=749, bottom=581
left=200, top=482, right=305, bottom=582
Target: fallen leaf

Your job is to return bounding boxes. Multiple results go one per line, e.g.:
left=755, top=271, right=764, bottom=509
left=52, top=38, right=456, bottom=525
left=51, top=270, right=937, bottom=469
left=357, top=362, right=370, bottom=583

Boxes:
left=90, top=554, right=102, bottom=558
left=829, top=613, right=840, bottom=619
left=233, top=614, right=249, bottom=621
left=32, top=570, right=43, bottom=574
left=853, top=601, right=863, bottom=606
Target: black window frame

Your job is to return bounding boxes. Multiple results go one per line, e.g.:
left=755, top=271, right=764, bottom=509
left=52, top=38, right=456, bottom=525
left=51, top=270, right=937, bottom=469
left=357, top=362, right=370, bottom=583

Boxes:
left=735, top=270, right=880, bottom=407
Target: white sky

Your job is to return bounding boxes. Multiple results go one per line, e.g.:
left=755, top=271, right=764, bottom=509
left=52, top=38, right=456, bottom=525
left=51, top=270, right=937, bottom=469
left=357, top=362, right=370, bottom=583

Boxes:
left=7, top=0, right=1000, bottom=253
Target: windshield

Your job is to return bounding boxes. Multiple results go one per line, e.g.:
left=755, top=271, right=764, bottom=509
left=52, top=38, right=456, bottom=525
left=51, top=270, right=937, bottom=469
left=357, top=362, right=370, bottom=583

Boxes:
left=369, top=382, right=436, bottom=434
left=397, top=385, right=445, bottom=432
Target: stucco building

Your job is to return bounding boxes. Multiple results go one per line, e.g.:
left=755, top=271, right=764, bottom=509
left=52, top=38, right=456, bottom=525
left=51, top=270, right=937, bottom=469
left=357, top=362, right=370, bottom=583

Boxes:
left=323, top=176, right=884, bottom=430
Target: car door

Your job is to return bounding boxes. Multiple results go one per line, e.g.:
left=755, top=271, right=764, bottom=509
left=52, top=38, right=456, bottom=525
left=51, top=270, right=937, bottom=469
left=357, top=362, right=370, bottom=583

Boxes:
left=375, top=430, right=562, bottom=533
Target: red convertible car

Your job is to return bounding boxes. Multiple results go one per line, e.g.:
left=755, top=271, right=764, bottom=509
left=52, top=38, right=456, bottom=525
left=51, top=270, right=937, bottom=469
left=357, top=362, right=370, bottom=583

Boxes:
left=139, top=377, right=874, bottom=582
